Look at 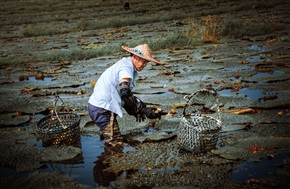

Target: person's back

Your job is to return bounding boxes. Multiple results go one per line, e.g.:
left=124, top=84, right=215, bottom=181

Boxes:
left=89, top=57, right=137, bottom=118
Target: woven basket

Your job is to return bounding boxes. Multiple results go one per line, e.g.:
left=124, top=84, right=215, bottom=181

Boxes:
left=36, top=96, right=81, bottom=147
left=37, top=112, right=80, bottom=146
left=178, top=89, right=222, bottom=154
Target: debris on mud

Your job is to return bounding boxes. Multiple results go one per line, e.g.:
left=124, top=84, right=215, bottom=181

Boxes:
left=1, top=0, right=290, bottom=188
left=0, top=128, right=81, bottom=172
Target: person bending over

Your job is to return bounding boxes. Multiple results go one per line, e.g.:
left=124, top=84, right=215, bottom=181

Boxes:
left=88, top=44, right=163, bottom=146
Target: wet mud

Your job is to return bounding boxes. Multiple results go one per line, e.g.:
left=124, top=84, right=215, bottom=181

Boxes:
left=1, top=0, right=290, bottom=188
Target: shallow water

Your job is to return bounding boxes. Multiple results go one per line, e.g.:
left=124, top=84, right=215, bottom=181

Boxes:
left=14, top=76, right=54, bottom=83
left=251, top=70, right=283, bottom=78
left=229, top=152, right=290, bottom=186
left=0, top=134, right=136, bottom=188
left=220, top=65, right=254, bottom=72
left=247, top=57, right=264, bottom=63
left=218, top=88, right=284, bottom=102
left=248, top=45, right=268, bottom=52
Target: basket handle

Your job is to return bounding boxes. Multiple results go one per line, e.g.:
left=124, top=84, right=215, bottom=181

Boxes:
left=182, top=88, right=221, bottom=121
left=52, top=95, right=68, bottom=129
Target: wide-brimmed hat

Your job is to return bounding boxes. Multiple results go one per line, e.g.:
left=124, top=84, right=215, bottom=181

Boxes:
left=122, top=44, right=163, bottom=65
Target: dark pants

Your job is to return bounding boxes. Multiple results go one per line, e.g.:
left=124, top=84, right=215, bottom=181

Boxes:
left=88, top=103, right=122, bottom=145
left=88, top=103, right=117, bottom=131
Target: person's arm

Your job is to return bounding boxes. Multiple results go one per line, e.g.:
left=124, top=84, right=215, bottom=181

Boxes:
left=119, top=78, right=160, bottom=122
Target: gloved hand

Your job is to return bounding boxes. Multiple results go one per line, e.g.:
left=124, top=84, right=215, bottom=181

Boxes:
left=136, top=112, right=146, bottom=122
left=143, top=107, right=161, bottom=119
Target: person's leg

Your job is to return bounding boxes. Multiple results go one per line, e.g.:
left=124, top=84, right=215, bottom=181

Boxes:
left=88, top=103, right=123, bottom=144
left=103, top=113, right=123, bottom=145
left=101, top=113, right=113, bottom=141
left=112, top=113, right=122, bottom=142
left=88, top=103, right=111, bottom=139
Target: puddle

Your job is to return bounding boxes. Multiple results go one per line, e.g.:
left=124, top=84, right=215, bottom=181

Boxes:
left=15, top=76, right=54, bottom=83
left=0, top=134, right=136, bottom=188
left=248, top=45, right=267, bottom=52
left=218, top=89, right=284, bottom=101
left=251, top=70, right=283, bottom=78
left=248, top=57, right=264, bottom=63
left=158, top=91, right=174, bottom=96
left=79, top=71, right=97, bottom=76
left=220, top=66, right=254, bottom=72
left=142, top=126, right=159, bottom=135
left=188, top=75, right=203, bottom=81
left=77, top=83, right=92, bottom=89
left=229, top=152, right=290, bottom=185
left=27, top=138, right=43, bottom=148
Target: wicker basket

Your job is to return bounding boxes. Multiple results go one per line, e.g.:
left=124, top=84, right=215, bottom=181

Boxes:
left=178, top=89, right=222, bottom=154
left=36, top=96, right=81, bottom=147
left=37, top=112, right=80, bottom=147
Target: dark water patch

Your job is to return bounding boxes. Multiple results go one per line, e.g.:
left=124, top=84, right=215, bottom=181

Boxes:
left=15, top=94, right=31, bottom=98
left=15, top=76, right=54, bottom=83
left=79, top=71, right=97, bottom=76
left=158, top=91, right=174, bottom=96
left=219, top=65, right=254, bottom=72
left=248, top=57, right=265, bottom=63
left=248, top=45, right=268, bottom=52
left=41, top=135, right=104, bottom=187
left=251, top=70, right=283, bottom=78
left=27, top=138, right=43, bottom=148
left=0, top=135, right=136, bottom=188
left=142, top=126, right=159, bottom=135
left=187, top=75, right=203, bottom=81
left=218, top=89, right=284, bottom=102
left=77, top=83, right=92, bottom=89
left=229, top=152, right=290, bottom=185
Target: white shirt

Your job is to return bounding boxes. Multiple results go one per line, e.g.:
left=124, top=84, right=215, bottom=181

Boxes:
left=88, top=57, right=138, bottom=118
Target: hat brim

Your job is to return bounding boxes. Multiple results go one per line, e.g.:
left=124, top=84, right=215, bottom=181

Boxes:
left=122, top=45, right=163, bottom=65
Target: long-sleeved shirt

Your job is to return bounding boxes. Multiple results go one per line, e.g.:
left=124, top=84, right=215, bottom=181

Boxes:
left=88, top=57, right=138, bottom=118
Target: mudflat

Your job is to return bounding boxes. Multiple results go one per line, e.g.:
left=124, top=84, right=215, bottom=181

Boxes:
left=1, top=0, right=290, bottom=188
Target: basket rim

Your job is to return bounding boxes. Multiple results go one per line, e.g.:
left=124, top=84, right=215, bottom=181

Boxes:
left=181, top=113, right=222, bottom=132
left=36, top=112, right=80, bottom=132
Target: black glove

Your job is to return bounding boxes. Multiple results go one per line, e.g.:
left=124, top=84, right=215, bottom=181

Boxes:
left=136, top=112, right=146, bottom=122
left=120, top=81, right=148, bottom=122
left=143, top=107, right=161, bottom=119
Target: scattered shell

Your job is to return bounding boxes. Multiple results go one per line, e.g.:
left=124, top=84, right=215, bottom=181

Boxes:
left=18, top=75, right=29, bottom=81
left=91, top=80, right=96, bottom=88
left=18, top=75, right=25, bottom=81
left=35, top=72, right=44, bottom=80
left=167, top=109, right=175, bottom=116
left=214, top=80, right=220, bottom=84
left=235, top=79, right=241, bottom=84
left=201, top=55, right=211, bottom=59
left=171, top=103, right=186, bottom=109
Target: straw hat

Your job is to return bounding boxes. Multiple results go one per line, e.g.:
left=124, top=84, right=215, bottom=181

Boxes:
left=122, top=44, right=163, bottom=65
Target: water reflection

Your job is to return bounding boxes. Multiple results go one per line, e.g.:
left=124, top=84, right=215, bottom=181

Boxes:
left=251, top=70, right=283, bottom=78
left=93, top=142, right=123, bottom=187
left=218, top=88, right=284, bottom=102
left=219, top=65, right=254, bottom=71
left=15, top=76, right=54, bottom=83
left=229, top=152, right=290, bottom=184
left=248, top=57, right=264, bottom=63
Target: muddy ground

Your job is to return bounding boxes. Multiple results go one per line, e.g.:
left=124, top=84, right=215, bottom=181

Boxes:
left=1, top=0, right=290, bottom=189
